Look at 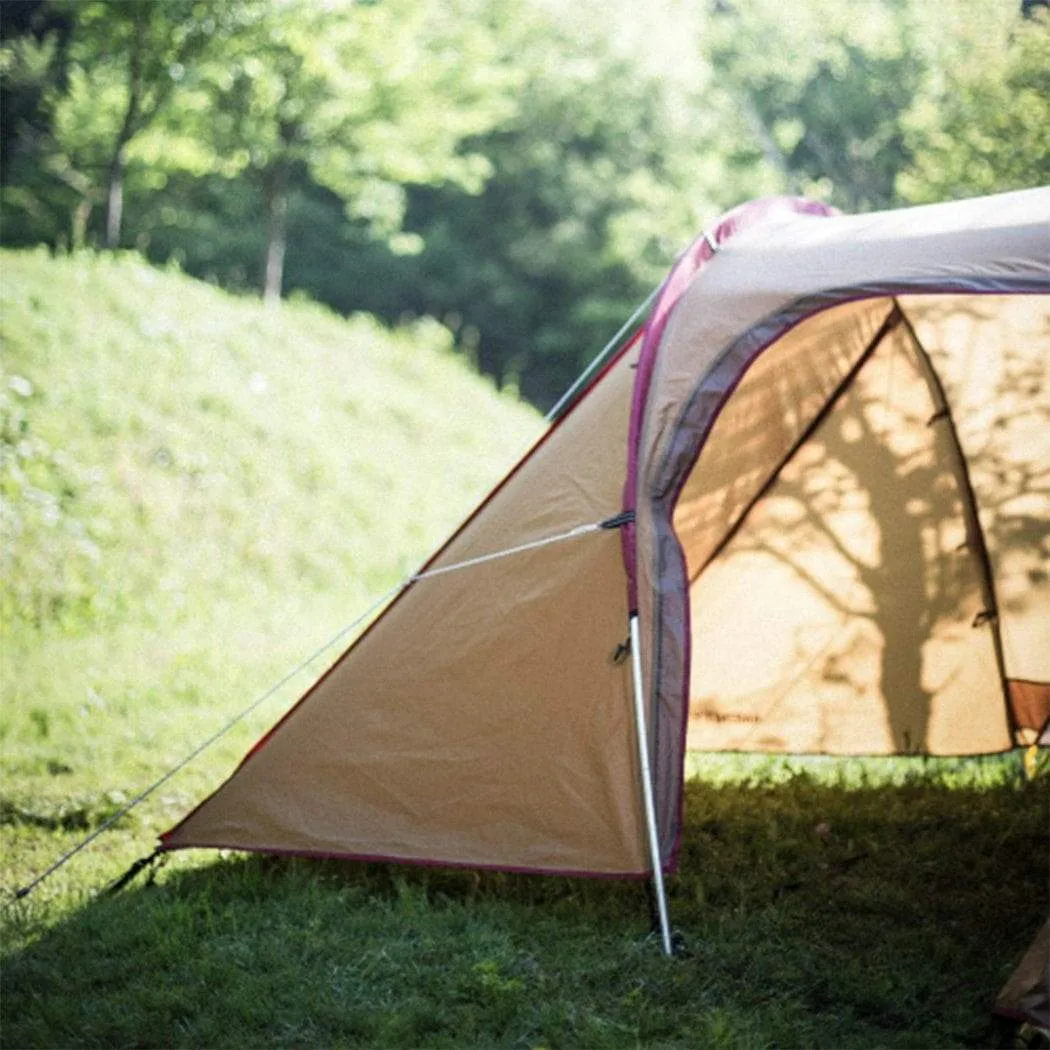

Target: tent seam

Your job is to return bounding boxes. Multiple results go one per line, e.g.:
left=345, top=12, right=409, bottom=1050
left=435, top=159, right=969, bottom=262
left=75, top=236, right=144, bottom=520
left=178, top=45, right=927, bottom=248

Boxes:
left=894, top=300, right=1020, bottom=745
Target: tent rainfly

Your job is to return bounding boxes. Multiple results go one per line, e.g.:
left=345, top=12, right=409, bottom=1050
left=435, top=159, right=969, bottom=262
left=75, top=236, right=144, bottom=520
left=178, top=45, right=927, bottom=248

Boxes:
left=161, top=188, right=1050, bottom=953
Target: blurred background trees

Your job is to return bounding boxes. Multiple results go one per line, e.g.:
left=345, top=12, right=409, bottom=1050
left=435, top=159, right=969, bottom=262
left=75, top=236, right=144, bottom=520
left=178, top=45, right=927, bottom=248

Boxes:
left=2, top=0, right=1047, bottom=409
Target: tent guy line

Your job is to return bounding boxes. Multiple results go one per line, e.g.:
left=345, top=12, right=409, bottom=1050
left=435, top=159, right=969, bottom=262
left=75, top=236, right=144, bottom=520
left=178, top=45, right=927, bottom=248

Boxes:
left=544, top=285, right=657, bottom=422
left=12, top=512, right=630, bottom=901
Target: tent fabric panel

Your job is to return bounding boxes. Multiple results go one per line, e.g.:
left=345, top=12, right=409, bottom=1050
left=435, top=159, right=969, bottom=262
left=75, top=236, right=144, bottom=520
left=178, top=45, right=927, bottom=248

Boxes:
left=635, top=299, right=902, bottom=856
left=1007, top=679, right=1050, bottom=743
left=684, top=322, right=1012, bottom=755
left=900, top=295, right=1050, bottom=696
left=993, top=918, right=1050, bottom=1029
left=672, top=299, right=895, bottom=576
left=163, top=533, right=642, bottom=872
left=163, top=343, right=649, bottom=875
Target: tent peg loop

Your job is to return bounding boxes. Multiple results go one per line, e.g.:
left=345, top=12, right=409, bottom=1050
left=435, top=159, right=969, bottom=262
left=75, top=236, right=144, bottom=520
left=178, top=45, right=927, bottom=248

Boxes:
left=599, top=509, right=635, bottom=530
left=104, top=848, right=164, bottom=897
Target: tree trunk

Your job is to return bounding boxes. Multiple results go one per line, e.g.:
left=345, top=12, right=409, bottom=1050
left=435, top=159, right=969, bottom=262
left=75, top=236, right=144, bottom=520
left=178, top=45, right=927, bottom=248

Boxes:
left=263, top=162, right=289, bottom=306
left=72, top=199, right=92, bottom=251
left=105, top=4, right=147, bottom=250
left=738, top=92, right=801, bottom=195
left=105, top=150, right=126, bottom=249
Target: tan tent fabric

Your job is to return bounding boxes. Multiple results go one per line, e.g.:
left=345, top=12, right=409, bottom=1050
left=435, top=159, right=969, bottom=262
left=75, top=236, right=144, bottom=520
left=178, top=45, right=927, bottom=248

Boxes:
left=994, top=918, right=1050, bottom=1030
left=634, top=188, right=1048, bottom=853
left=164, top=340, right=650, bottom=874
left=164, top=187, right=1050, bottom=876
left=683, top=309, right=1011, bottom=754
left=905, top=296, right=1050, bottom=686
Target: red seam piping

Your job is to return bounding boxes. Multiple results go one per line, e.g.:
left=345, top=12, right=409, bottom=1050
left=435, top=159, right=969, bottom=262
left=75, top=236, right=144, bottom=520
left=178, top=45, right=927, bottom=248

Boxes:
left=157, top=840, right=650, bottom=881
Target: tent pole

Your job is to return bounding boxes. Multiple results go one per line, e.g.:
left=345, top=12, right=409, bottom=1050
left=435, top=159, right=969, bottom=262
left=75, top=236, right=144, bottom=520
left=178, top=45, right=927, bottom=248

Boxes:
left=545, top=287, right=658, bottom=423
left=629, top=613, right=674, bottom=957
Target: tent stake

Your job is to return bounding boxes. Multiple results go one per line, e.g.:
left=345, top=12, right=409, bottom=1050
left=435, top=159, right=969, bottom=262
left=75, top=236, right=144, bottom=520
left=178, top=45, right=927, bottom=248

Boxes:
left=629, top=613, right=674, bottom=957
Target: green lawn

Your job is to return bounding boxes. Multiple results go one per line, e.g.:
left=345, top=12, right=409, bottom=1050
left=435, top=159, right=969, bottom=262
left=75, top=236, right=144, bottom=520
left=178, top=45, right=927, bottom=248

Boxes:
left=1, top=251, right=1046, bottom=1048
left=3, top=766, right=1046, bottom=1049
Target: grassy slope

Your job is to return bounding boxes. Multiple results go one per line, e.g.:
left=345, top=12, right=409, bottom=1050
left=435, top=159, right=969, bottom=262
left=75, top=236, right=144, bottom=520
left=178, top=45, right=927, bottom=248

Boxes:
left=0, top=247, right=541, bottom=897
left=1, top=250, right=1047, bottom=1049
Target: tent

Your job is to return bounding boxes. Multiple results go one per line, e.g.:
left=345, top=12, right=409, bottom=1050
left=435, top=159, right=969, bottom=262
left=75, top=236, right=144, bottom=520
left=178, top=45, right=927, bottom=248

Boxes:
left=994, top=918, right=1050, bottom=1032
left=160, top=188, right=1050, bottom=948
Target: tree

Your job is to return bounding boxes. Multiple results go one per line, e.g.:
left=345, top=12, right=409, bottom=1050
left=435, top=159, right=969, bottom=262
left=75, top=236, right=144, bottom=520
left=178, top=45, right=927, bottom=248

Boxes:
left=701, top=0, right=923, bottom=211
left=52, top=1, right=238, bottom=248
left=0, top=1, right=73, bottom=180
left=162, top=0, right=513, bottom=304
left=1, top=0, right=243, bottom=249
left=897, top=10, right=1050, bottom=203
left=0, top=1, right=76, bottom=246
left=348, top=0, right=776, bottom=406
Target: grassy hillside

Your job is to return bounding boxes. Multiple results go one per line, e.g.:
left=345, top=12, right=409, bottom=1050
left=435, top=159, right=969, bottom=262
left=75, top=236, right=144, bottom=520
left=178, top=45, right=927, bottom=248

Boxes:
left=0, top=248, right=542, bottom=893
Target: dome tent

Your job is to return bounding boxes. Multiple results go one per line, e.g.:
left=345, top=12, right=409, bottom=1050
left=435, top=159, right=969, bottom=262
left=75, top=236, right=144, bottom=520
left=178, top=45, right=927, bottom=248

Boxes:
left=161, top=188, right=1049, bottom=952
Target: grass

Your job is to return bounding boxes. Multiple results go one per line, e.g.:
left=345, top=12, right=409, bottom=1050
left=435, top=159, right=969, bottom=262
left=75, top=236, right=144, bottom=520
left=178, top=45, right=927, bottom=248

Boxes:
left=3, top=769, right=1046, bottom=1048
left=1, top=250, right=1048, bottom=1048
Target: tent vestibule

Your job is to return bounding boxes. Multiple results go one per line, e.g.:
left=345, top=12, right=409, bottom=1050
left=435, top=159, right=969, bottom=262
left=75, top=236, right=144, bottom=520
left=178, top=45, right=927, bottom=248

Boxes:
left=161, top=188, right=1050, bottom=896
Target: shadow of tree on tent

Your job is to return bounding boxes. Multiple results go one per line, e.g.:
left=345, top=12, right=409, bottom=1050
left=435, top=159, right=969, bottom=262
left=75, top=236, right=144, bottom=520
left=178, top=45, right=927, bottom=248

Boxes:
left=685, top=295, right=1048, bottom=755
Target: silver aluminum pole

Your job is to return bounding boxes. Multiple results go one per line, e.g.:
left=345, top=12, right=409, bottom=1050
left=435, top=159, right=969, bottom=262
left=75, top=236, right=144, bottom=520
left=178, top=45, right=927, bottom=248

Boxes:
left=629, top=613, right=674, bottom=956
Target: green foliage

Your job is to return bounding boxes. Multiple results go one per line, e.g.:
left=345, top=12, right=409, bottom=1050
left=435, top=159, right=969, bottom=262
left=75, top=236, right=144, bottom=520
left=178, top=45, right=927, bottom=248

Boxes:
left=129, top=0, right=515, bottom=300
left=897, top=12, right=1050, bottom=202
left=701, top=0, right=920, bottom=210
left=1, top=247, right=537, bottom=626
left=0, top=1, right=78, bottom=246
left=347, top=0, right=764, bottom=406
left=3, top=0, right=246, bottom=248
left=3, top=0, right=1047, bottom=407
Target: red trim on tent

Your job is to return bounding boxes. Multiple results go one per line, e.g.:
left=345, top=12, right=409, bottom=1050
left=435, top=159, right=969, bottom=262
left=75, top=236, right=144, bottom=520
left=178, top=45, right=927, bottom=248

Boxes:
left=1007, top=678, right=1050, bottom=740
left=157, top=839, right=651, bottom=882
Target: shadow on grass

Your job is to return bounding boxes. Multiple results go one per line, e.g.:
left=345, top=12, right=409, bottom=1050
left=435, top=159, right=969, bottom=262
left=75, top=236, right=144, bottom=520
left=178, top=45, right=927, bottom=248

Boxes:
left=3, top=770, right=1047, bottom=1049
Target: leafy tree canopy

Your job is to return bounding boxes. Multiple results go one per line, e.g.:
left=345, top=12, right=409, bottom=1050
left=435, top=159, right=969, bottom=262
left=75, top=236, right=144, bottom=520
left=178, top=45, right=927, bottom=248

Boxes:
left=2, top=0, right=1047, bottom=407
